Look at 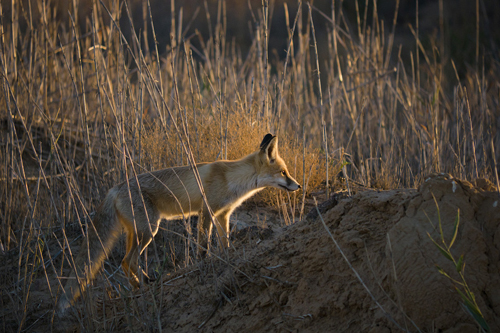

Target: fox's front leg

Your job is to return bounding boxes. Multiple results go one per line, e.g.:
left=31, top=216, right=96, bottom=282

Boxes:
left=214, top=209, right=231, bottom=248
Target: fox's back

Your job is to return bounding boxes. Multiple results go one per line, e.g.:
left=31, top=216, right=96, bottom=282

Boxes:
left=113, top=164, right=210, bottom=219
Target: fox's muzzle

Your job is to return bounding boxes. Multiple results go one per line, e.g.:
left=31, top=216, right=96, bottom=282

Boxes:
left=284, top=180, right=301, bottom=192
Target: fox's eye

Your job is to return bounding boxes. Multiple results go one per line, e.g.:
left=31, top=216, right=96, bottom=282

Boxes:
left=281, top=170, right=286, bottom=176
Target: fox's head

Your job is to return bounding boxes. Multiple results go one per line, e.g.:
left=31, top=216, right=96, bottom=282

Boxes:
left=257, top=134, right=301, bottom=192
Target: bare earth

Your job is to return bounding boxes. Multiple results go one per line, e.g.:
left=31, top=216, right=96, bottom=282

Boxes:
left=3, top=174, right=500, bottom=332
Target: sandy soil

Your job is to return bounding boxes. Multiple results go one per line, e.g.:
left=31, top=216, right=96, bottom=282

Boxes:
left=2, top=173, right=500, bottom=332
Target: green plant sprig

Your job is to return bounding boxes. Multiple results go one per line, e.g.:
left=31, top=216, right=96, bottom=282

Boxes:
left=427, top=195, right=489, bottom=332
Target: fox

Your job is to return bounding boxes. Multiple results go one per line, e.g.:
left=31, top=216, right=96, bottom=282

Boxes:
left=57, top=133, right=300, bottom=315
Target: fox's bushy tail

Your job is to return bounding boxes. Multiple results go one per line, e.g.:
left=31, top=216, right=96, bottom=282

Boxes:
left=57, top=188, right=121, bottom=315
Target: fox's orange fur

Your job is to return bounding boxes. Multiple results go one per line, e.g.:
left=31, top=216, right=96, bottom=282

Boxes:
left=57, top=134, right=300, bottom=315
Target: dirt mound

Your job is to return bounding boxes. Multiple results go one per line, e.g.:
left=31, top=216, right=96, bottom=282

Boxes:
left=9, top=174, right=500, bottom=332
left=134, top=173, right=498, bottom=332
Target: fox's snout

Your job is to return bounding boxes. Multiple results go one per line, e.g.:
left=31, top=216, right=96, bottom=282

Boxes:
left=284, top=179, right=301, bottom=192
left=289, top=182, right=301, bottom=192
left=281, top=174, right=301, bottom=192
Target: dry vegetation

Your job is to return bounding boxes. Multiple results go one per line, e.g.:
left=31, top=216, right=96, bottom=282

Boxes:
left=0, top=0, right=499, bottom=331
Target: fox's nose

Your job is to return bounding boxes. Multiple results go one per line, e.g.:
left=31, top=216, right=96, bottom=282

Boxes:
left=298, top=184, right=302, bottom=189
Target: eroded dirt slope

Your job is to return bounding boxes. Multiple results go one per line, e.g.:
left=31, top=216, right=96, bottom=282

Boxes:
left=102, top=173, right=499, bottom=332
left=6, top=174, right=500, bottom=332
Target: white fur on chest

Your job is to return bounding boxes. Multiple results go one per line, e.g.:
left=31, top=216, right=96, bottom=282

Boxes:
left=222, top=178, right=262, bottom=211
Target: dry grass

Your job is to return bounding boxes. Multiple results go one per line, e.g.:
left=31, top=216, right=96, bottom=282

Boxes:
left=0, top=0, right=499, bottom=331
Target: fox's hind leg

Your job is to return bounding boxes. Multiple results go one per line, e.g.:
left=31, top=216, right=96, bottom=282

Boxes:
left=121, top=223, right=157, bottom=287
left=119, top=198, right=159, bottom=287
left=121, top=227, right=142, bottom=288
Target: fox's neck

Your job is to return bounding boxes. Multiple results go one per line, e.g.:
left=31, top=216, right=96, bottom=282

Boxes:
left=226, top=153, right=262, bottom=197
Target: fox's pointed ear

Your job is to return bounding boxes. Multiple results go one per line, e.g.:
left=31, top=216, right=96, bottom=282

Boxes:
left=259, top=134, right=275, bottom=150
left=260, top=133, right=278, bottom=162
